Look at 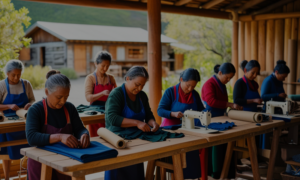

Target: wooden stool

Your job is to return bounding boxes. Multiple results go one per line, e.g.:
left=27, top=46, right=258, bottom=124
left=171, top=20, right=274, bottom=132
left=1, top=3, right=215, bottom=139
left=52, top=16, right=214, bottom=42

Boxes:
left=0, top=155, right=12, bottom=180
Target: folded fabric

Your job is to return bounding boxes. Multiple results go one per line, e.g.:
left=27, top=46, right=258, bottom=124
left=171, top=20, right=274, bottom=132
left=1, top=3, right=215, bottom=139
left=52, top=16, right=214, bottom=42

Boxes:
left=38, top=141, right=118, bottom=163
left=161, top=124, right=182, bottom=130
left=161, top=121, right=236, bottom=131
left=76, top=104, right=105, bottom=113
left=286, top=154, right=300, bottom=176
left=117, top=128, right=184, bottom=142
left=289, top=94, right=300, bottom=101
left=84, top=111, right=98, bottom=115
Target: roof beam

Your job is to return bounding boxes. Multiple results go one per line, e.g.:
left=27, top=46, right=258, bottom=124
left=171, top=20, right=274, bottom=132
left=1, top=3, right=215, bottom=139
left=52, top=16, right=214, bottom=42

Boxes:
left=224, top=0, right=241, bottom=10
left=251, top=0, right=294, bottom=15
left=240, top=12, right=300, bottom=21
left=23, top=0, right=231, bottom=19
left=202, top=0, right=226, bottom=9
left=175, top=0, right=193, bottom=6
left=237, top=0, right=265, bottom=12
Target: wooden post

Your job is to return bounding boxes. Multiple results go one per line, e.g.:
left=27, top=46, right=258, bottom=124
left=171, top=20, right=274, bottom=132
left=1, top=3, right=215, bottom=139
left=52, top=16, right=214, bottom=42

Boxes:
left=232, top=21, right=239, bottom=87
left=274, top=20, right=284, bottom=65
left=258, top=20, right=266, bottom=71
left=297, top=18, right=300, bottom=94
left=251, top=21, right=258, bottom=60
left=172, top=154, right=184, bottom=180
left=287, top=39, right=297, bottom=95
left=266, top=20, right=275, bottom=72
left=246, top=137, right=261, bottom=180
left=267, top=128, right=281, bottom=180
left=291, top=18, right=298, bottom=94
left=245, top=21, right=251, bottom=60
left=220, top=141, right=235, bottom=179
left=284, top=19, right=292, bottom=62
left=146, top=160, right=156, bottom=180
left=147, top=0, right=162, bottom=124
left=238, top=21, right=245, bottom=79
left=41, top=164, right=52, bottom=180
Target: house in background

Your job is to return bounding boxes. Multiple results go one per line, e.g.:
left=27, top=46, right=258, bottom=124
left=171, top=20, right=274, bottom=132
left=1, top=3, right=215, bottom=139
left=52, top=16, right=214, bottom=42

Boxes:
left=19, top=21, right=193, bottom=76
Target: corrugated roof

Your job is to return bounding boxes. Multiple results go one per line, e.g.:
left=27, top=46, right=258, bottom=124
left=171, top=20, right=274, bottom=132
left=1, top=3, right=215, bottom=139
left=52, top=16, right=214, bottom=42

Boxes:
left=26, top=21, right=177, bottom=43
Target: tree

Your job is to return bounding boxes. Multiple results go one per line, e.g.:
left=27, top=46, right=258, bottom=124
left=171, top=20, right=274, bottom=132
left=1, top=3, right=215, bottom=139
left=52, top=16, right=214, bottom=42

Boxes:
left=0, top=0, right=31, bottom=77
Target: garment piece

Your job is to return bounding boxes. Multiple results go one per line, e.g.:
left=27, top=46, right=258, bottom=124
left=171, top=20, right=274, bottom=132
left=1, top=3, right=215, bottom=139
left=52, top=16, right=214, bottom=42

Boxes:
left=157, top=83, right=204, bottom=120
left=0, top=78, right=30, bottom=159
left=26, top=100, right=89, bottom=147
left=105, top=84, right=155, bottom=132
left=286, top=154, right=300, bottom=176
left=198, top=121, right=235, bottom=131
left=233, top=77, right=260, bottom=106
left=84, top=111, right=98, bottom=115
left=76, top=104, right=105, bottom=113
left=289, top=95, right=300, bottom=101
left=27, top=98, right=76, bottom=180
left=0, top=79, right=35, bottom=104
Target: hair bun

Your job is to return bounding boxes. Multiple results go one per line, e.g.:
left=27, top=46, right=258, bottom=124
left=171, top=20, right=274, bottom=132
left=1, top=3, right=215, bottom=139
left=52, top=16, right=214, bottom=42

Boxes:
left=240, top=60, right=248, bottom=70
left=277, top=60, right=286, bottom=65
left=46, top=70, right=61, bottom=79
left=214, top=65, right=220, bottom=74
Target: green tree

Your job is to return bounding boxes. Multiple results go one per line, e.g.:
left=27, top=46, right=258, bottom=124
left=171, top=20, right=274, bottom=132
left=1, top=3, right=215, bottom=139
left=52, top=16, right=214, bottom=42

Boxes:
left=0, top=0, right=31, bottom=78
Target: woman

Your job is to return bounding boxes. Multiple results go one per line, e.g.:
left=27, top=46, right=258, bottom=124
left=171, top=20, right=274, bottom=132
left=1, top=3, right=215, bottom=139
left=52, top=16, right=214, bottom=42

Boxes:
left=234, top=60, right=262, bottom=112
left=261, top=60, right=290, bottom=113
left=105, top=66, right=159, bottom=180
left=201, top=63, right=241, bottom=179
left=0, top=60, right=34, bottom=180
left=26, top=70, right=90, bottom=180
left=157, top=68, right=203, bottom=180
left=85, top=51, right=117, bottom=137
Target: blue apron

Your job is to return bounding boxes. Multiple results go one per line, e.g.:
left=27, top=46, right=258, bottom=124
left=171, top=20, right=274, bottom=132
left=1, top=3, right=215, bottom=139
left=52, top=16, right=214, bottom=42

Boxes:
left=105, top=84, right=145, bottom=180
left=0, top=79, right=30, bottom=159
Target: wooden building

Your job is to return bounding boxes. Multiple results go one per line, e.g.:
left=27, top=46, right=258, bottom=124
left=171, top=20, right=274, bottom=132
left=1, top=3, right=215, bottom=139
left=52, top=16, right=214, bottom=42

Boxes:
left=20, top=21, right=192, bottom=76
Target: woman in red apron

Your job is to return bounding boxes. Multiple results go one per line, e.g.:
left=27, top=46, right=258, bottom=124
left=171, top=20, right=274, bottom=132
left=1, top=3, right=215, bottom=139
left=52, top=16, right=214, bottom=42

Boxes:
left=85, top=51, right=117, bottom=137
left=26, top=70, right=90, bottom=180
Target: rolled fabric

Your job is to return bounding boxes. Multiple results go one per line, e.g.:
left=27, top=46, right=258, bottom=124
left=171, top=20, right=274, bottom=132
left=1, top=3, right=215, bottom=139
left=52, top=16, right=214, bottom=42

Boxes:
left=97, top=128, right=127, bottom=149
left=16, top=109, right=28, bottom=119
left=0, top=112, right=4, bottom=122
left=228, top=110, right=263, bottom=123
left=288, top=94, right=300, bottom=101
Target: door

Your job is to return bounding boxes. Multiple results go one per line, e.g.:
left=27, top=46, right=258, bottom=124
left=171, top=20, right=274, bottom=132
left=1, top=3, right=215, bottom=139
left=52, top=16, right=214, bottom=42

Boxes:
left=40, top=47, right=46, bottom=67
left=74, top=45, right=87, bottom=76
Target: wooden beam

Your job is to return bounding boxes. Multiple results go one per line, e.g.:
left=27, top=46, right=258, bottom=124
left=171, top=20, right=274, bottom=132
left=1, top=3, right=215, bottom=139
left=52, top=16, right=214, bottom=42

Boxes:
left=175, top=0, right=193, bottom=6
left=231, top=21, right=238, bottom=86
left=238, top=21, right=245, bottom=78
left=237, top=0, right=265, bottom=12
left=225, top=0, right=241, bottom=10
left=266, top=20, right=275, bottom=72
left=258, top=20, right=266, bottom=71
left=287, top=39, right=297, bottom=95
left=252, top=0, right=294, bottom=15
left=24, top=0, right=231, bottom=20
left=251, top=21, right=258, bottom=60
left=202, top=0, right=226, bottom=9
left=240, top=12, right=300, bottom=21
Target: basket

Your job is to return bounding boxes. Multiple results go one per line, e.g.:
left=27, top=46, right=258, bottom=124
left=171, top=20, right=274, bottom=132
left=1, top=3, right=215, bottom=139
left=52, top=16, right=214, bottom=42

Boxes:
left=281, top=172, right=300, bottom=180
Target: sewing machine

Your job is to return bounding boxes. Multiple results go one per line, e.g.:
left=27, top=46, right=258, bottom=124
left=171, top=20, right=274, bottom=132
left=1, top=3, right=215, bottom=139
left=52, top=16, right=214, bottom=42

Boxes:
left=266, top=100, right=291, bottom=115
left=179, top=110, right=219, bottom=134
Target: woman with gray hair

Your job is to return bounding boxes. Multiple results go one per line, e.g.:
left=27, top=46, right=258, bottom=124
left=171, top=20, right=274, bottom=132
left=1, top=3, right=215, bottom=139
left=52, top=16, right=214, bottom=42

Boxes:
left=26, top=70, right=90, bottom=180
left=0, top=59, right=34, bottom=180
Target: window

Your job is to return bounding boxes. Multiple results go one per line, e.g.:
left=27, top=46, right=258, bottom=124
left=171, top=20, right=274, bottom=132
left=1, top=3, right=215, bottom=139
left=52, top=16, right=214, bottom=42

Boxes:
left=117, top=47, right=125, bottom=60
left=128, top=48, right=144, bottom=59
left=92, top=45, right=103, bottom=61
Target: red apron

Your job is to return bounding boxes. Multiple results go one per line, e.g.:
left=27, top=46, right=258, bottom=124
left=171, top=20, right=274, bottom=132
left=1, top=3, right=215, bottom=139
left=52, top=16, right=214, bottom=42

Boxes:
left=27, top=99, right=72, bottom=180
left=88, top=72, right=114, bottom=137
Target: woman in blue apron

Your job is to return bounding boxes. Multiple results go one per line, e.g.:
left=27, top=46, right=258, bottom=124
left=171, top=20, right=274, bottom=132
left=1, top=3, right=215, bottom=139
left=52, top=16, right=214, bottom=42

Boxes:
left=158, top=68, right=204, bottom=179
left=0, top=60, right=35, bottom=180
left=26, top=70, right=90, bottom=180
left=201, top=63, right=242, bottom=179
left=105, top=66, right=159, bottom=180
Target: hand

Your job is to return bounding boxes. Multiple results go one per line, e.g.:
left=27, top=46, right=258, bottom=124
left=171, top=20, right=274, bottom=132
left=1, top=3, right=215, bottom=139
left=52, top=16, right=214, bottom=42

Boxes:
left=101, top=90, right=110, bottom=96
left=24, top=103, right=32, bottom=110
left=148, top=120, right=159, bottom=132
left=9, top=104, right=20, bottom=111
left=171, top=111, right=184, bottom=118
left=231, top=103, right=243, bottom=110
left=137, top=121, right=151, bottom=132
left=279, top=93, right=287, bottom=98
left=60, top=134, right=79, bottom=148
left=253, top=98, right=263, bottom=104
left=79, top=134, right=90, bottom=149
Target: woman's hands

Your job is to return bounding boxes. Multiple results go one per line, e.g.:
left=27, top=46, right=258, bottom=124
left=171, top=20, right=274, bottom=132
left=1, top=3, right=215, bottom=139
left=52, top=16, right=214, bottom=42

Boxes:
left=252, top=98, right=263, bottom=104
left=137, top=121, right=151, bottom=132
left=148, top=119, right=159, bottom=132
left=79, top=134, right=90, bottom=149
left=101, top=90, right=110, bottom=97
left=9, top=104, right=20, bottom=111
left=171, top=111, right=184, bottom=118
left=60, top=134, right=79, bottom=148
left=279, top=93, right=287, bottom=98
left=227, top=102, right=243, bottom=110
left=24, top=103, right=32, bottom=110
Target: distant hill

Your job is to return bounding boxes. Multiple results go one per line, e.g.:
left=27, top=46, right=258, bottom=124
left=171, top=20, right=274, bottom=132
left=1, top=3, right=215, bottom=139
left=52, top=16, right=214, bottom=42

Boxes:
left=12, top=0, right=168, bottom=33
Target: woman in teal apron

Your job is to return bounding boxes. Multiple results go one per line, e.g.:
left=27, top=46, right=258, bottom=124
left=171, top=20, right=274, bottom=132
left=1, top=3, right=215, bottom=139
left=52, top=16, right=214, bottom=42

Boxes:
left=201, top=63, right=242, bottom=179
left=104, top=66, right=159, bottom=180
left=0, top=60, right=34, bottom=180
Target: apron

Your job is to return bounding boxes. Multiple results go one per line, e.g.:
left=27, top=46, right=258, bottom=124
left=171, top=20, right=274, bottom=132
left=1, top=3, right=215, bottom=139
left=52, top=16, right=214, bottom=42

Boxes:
left=0, top=78, right=30, bottom=159
left=27, top=99, right=72, bottom=180
left=160, top=84, right=201, bottom=179
left=89, top=72, right=114, bottom=137
left=104, top=84, right=145, bottom=180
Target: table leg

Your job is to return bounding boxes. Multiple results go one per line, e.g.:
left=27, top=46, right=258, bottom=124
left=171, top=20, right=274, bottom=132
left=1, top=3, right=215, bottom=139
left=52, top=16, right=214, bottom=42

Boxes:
left=72, top=177, right=85, bottom=180
left=160, top=167, right=166, bottom=180
left=267, top=128, right=280, bottom=180
left=220, top=141, right=235, bottom=179
left=41, top=163, right=52, bottom=180
left=246, top=136, right=260, bottom=180
left=146, top=160, right=156, bottom=180
left=3, top=160, right=11, bottom=180
left=172, top=154, right=184, bottom=180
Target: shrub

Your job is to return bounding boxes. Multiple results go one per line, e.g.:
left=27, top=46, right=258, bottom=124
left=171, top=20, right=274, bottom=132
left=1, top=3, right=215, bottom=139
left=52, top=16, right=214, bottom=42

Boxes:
left=22, top=65, right=50, bottom=89
left=59, top=68, right=78, bottom=80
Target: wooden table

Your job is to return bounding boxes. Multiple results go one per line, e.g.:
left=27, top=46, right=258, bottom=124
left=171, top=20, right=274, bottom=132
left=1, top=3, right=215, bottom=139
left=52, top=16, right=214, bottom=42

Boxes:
left=79, top=113, right=105, bottom=126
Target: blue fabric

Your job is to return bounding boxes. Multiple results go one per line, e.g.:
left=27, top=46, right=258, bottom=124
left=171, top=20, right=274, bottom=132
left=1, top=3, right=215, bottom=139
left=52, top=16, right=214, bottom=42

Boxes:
left=1, top=78, right=30, bottom=159
left=157, top=83, right=204, bottom=119
left=286, top=154, right=300, bottom=176
left=162, top=122, right=235, bottom=131
left=38, top=141, right=118, bottom=163
left=242, top=76, right=261, bottom=112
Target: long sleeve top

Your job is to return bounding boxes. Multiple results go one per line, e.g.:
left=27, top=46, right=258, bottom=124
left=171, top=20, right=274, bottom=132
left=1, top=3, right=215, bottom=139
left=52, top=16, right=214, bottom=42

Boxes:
left=26, top=100, right=89, bottom=146
left=233, top=77, right=260, bottom=106
left=261, top=74, right=285, bottom=102
left=157, top=84, right=204, bottom=119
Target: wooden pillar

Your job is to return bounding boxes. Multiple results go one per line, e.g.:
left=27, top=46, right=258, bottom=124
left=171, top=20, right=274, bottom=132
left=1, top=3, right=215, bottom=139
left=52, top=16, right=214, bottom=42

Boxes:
left=297, top=18, right=300, bottom=94
left=287, top=39, right=297, bottom=95
left=274, top=20, right=284, bottom=65
left=245, top=21, right=251, bottom=60
left=284, top=19, right=292, bottom=62
left=238, top=21, right=245, bottom=79
left=147, top=0, right=162, bottom=124
left=251, top=21, right=258, bottom=60
left=258, top=20, right=266, bottom=71
left=232, top=21, right=239, bottom=87
left=266, top=20, right=275, bottom=72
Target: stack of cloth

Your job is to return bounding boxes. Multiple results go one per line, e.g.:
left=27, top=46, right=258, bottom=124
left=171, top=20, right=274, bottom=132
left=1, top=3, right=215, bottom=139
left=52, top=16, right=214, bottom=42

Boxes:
left=162, top=121, right=236, bottom=131
left=76, top=104, right=105, bottom=114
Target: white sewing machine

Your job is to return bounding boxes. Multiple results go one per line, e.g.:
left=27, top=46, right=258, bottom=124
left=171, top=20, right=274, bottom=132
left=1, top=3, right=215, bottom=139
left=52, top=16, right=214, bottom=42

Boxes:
left=179, top=109, right=219, bottom=134
left=266, top=100, right=291, bottom=115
